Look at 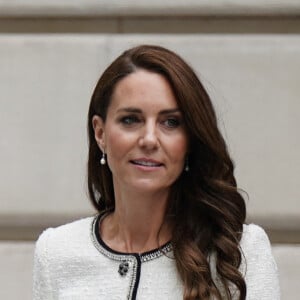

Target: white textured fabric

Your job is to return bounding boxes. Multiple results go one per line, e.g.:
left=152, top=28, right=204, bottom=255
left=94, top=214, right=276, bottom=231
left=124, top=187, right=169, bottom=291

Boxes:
left=33, top=216, right=280, bottom=299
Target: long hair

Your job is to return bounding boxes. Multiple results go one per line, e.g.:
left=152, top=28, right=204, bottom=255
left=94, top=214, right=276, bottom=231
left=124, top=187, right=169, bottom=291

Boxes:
left=87, top=45, right=247, bottom=299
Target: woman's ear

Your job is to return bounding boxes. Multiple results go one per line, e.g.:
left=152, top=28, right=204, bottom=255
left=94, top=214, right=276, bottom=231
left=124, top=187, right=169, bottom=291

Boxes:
left=92, top=115, right=105, bottom=151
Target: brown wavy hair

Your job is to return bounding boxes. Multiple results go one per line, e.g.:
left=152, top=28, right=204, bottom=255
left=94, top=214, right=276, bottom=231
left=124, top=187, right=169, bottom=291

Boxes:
left=87, top=45, right=247, bottom=299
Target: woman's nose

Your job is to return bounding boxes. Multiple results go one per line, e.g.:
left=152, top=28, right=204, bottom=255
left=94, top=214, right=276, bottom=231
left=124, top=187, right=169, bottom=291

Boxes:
left=138, top=122, right=159, bottom=150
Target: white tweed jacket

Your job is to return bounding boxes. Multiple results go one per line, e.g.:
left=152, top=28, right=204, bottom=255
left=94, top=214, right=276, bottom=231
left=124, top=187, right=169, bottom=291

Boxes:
left=33, top=215, right=280, bottom=300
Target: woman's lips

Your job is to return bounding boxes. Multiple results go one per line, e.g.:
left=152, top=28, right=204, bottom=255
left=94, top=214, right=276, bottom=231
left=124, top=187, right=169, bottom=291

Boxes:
left=130, top=159, right=163, bottom=167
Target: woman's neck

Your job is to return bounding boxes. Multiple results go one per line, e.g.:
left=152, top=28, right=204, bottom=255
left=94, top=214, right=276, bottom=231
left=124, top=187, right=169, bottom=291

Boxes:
left=100, top=189, right=173, bottom=254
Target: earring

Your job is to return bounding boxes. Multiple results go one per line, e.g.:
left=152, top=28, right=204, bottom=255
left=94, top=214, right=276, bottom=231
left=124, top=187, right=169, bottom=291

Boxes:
left=100, top=151, right=106, bottom=165
left=184, top=156, right=189, bottom=172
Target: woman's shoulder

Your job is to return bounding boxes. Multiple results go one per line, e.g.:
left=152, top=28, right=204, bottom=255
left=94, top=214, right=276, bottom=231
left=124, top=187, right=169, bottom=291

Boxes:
left=37, top=215, right=95, bottom=239
left=239, top=224, right=280, bottom=298
left=35, top=216, right=96, bottom=256
left=240, top=223, right=272, bottom=253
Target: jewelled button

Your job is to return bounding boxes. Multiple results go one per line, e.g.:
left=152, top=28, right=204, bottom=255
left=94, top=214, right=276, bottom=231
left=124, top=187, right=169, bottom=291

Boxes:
left=118, top=261, right=129, bottom=276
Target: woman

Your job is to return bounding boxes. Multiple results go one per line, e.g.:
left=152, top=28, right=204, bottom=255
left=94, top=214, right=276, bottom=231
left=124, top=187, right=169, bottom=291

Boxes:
left=33, top=45, right=280, bottom=299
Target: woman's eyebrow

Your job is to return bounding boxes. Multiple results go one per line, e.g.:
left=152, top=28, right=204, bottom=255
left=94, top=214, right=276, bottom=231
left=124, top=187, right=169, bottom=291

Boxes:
left=116, top=107, right=142, bottom=113
left=116, top=107, right=180, bottom=114
left=159, top=108, right=181, bottom=115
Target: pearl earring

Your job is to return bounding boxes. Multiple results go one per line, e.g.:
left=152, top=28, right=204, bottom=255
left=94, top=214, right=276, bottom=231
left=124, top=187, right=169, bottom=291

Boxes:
left=100, top=151, right=106, bottom=165
left=184, top=156, right=189, bottom=172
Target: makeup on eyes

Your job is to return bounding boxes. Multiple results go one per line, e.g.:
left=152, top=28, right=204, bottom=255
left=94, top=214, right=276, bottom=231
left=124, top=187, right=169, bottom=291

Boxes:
left=116, top=107, right=183, bottom=128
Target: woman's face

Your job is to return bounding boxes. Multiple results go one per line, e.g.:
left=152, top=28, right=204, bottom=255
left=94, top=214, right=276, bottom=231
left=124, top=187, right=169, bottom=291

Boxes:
left=93, top=69, right=188, bottom=195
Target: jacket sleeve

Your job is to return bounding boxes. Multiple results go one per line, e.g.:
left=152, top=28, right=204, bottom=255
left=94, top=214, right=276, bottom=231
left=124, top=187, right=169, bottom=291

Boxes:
left=241, top=224, right=280, bottom=300
left=33, top=229, right=54, bottom=300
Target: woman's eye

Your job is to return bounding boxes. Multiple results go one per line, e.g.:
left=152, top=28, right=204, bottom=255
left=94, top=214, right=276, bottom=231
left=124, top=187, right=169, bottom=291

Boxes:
left=120, top=115, right=140, bottom=125
left=163, top=118, right=181, bottom=128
